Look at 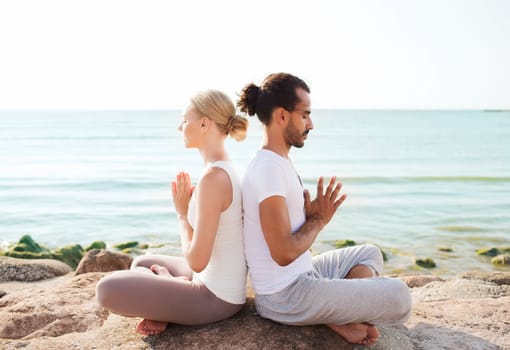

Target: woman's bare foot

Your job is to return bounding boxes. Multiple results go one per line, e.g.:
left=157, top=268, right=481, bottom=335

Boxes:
left=133, top=265, right=172, bottom=336
left=135, top=319, right=168, bottom=336
left=326, top=323, right=379, bottom=345
left=150, top=264, right=191, bottom=281
left=150, top=264, right=172, bottom=277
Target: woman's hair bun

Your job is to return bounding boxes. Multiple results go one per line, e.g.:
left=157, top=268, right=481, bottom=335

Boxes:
left=237, top=83, right=260, bottom=116
left=227, top=114, right=249, bottom=142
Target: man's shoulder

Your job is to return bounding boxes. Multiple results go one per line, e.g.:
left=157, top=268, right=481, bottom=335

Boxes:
left=247, top=154, right=285, bottom=176
left=250, top=150, right=288, bottom=166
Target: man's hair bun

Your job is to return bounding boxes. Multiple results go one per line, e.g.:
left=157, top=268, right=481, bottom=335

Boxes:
left=237, top=83, right=260, bottom=116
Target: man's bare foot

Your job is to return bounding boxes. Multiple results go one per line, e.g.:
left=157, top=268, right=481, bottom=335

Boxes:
left=366, top=323, right=380, bottom=340
left=150, top=264, right=172, bottom=277
left=326, top=323, right=379, bottom=345
left=135, top=319, right=168, bottom=336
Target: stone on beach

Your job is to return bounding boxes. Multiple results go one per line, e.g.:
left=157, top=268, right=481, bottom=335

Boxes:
left=1, top=235, right=85, bottom=269
left=397, top=274, right=444, bottom=288
left=74, top=249, right=133, bottom=275
left=414, top=257, right=436, bottom=268
left=84, top=241, right=107, bottom=252
left=459, top=270, right=510, bottom=285
left=491, top=254, right=510, bottom=266
left=0, top=273, right=108, bottom=340
left=0, top=256, right=72, bottom=282
left=0, top=252, right=509, bottom=349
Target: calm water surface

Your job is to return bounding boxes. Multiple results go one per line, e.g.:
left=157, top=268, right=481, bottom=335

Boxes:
left=1, top=110, right=509, bottom=276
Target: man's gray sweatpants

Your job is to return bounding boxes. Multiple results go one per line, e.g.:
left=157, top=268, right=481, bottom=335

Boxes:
left=254, top=244, right=412, bottom=326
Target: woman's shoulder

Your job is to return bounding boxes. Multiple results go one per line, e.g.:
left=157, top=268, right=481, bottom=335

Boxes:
left=198, top=166, right=231, bottom=189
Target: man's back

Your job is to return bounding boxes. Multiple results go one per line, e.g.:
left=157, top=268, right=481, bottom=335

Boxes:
left=242, top=149, right=312, bottom=295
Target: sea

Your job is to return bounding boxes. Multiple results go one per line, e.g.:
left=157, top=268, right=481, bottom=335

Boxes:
left=1, top=110, right=509, bottom=276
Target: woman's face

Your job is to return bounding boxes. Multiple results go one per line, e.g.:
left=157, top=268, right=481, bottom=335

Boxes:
left=178, top=105, right=203, bottom=148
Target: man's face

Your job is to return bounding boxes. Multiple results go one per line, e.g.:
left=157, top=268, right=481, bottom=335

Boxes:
left=284, top=88, right=313, bottom=148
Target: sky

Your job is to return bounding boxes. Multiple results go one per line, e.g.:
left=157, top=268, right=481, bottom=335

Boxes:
left=0, top=0, right=509, bottom=110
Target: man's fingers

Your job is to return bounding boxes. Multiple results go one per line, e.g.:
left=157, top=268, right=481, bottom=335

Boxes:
left=316, top=176, right=324, bottom=197
left=334, top=193, right=347, bottom=210
left=330, top=182, right=342, bottom=201
left=322, top=176, right=339, bottom=199
left=303, top=189, right=311, bottom=208
left=324, top=176, right=335, bottom=198
left=327, top=176, right=337, bottom=191
left=304, top=189, right=311, bottom=203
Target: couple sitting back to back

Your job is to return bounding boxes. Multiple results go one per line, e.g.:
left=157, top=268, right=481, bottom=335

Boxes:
left=96, top=72, right=412, bottom=345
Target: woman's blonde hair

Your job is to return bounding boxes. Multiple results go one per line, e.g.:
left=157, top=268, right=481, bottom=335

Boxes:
left=190, top=89, right=248, bottom=142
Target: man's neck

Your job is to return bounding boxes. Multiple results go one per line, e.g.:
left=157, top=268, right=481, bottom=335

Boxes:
left=262, top=134, right=290, bottom=158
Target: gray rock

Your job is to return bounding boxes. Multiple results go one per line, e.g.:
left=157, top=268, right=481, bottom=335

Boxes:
left=1, top=272, right=509, bottom=349
left=458, top=270, right=510, bottom=285
left=412, top=277, right=510, bottom=303
left=0, top=271, right=415, bottom=349
left=74, top=249, right=133, bottom=275
left=146, top=302, right=415, bottom=350
left=492, top=254, right=510, bottom=265
left=407, top=274, right=510, bottom=349
left=408, top=295, right=510, bottom=349
left=0, top=272, right=108, bottom=339
left=398, top=274, right=444, bottom=288
left=0, top=256, right=72, bottom=282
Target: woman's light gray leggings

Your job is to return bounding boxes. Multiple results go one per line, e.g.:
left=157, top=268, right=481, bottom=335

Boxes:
left=95, top=254, right=242, bottom=325
left=255, top=244, right=412, bottom=326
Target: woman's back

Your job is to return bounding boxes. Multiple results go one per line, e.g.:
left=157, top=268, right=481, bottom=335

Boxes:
left=190, top=160, right=247, bottom=305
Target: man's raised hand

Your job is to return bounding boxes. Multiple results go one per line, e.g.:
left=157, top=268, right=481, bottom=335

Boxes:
left=304, top=176, right=347, bottom=228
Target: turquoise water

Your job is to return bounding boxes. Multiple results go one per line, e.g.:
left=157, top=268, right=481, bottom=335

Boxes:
left=1, top=110, right=509, bottom=276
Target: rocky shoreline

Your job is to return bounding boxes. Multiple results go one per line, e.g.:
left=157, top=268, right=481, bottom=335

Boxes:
left=2, top=235, right=510, bottom=279
left=1, top=250, right=509, bottom=350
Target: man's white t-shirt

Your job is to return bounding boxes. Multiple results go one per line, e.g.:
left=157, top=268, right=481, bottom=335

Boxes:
left=242, top=149, right=313, bottom=295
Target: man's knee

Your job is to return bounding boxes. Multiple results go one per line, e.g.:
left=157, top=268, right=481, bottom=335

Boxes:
left=388, top=279, right=412, bottom=322
left=360, top=244, right=384, bottom=275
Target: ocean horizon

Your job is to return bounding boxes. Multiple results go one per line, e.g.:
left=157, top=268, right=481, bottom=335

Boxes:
left=1, top=109, right=509, bottom=276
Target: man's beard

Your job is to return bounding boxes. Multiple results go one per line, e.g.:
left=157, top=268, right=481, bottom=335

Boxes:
left=285, top=120, right=309, bottom=148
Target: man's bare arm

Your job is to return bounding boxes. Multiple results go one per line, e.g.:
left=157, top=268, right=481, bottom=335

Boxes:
left=259, top=176, right=347, bottom=266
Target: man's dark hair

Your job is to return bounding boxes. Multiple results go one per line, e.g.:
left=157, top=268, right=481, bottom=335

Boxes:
left=237, top=73, right=310, bottom=125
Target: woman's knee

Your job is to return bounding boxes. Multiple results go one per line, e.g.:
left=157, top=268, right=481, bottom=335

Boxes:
left=96, top=276, right=112, bottom=308
left=95, top=274, right=120, bottom=310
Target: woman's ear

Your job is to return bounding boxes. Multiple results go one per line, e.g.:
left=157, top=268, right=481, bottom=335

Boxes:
left=200, top=117, right=210, bottom=131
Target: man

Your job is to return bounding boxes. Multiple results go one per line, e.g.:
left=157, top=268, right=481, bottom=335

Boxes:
left=237, top=73, right=412, bottom=345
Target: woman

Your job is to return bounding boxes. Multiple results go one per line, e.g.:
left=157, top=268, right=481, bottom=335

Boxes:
left=96, top=89, right=249, bottom=335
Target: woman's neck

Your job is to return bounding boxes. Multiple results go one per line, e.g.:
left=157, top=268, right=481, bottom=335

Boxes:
left=199, top=143, right=228, bottom=165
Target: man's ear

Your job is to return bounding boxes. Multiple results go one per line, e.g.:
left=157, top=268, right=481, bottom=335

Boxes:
left=274, top=107, right=288, bottom=125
